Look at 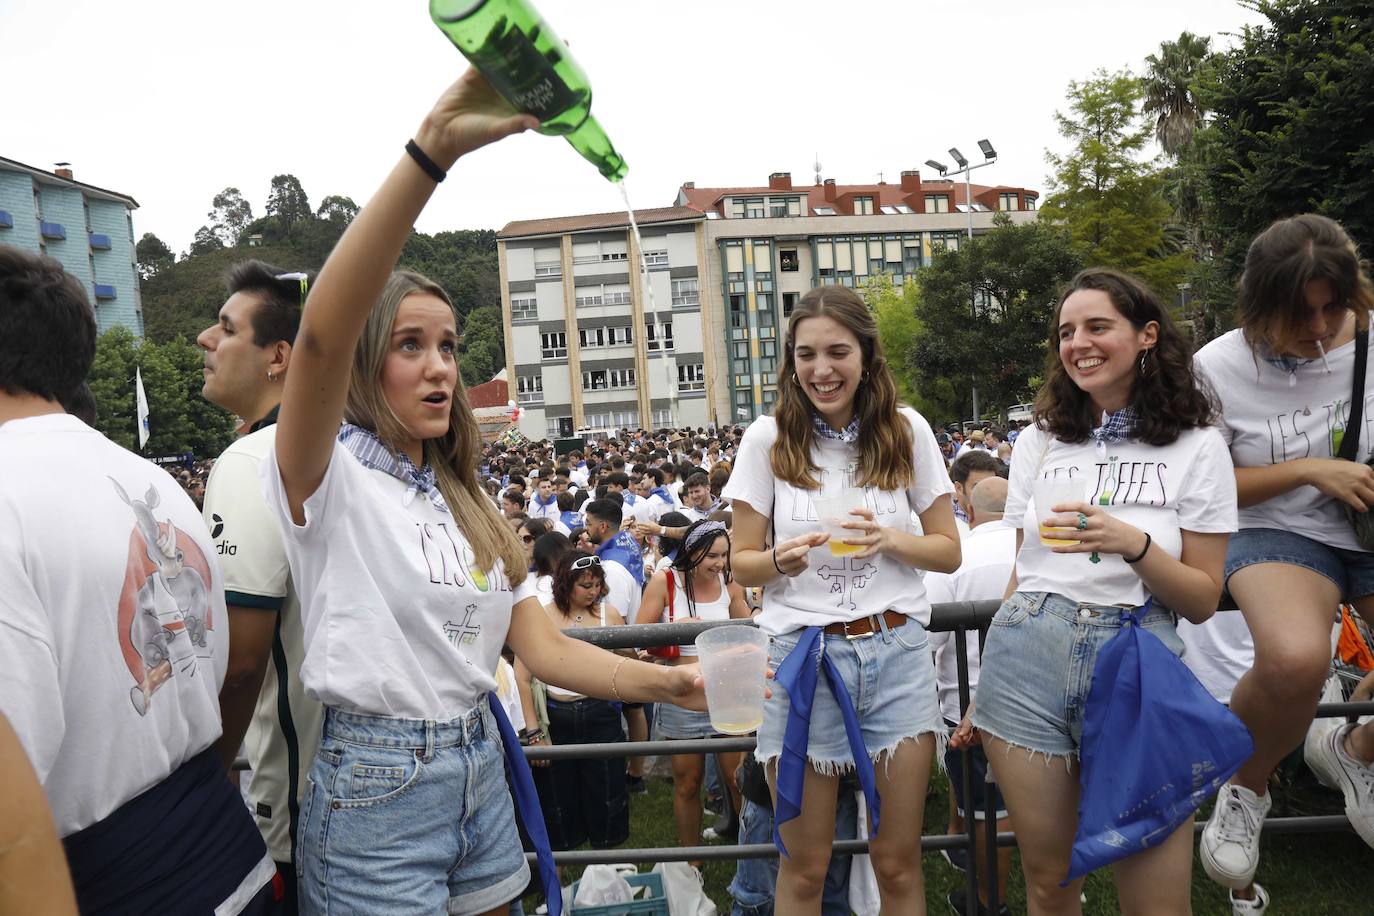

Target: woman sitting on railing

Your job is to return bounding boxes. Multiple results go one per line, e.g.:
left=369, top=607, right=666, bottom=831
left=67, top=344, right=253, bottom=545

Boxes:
left=634, top=520, right=752, bottom=865
left=519, top=551, right=635, bottom=851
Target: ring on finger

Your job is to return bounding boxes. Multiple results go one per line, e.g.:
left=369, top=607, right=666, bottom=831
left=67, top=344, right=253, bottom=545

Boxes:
left=1076, top=512, right=1089, bottom=531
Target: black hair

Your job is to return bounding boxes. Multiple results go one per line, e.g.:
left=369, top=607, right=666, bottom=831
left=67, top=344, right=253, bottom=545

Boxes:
left=0, top=246, right=96, bottom=401
left=605, top=470, right=631, bottom=489
left=552, top=549, right=608, bottom=614
left=223, top=259, right=316, bottom=347
left=60, top=380, right=98, bottom=425
left=584, top=498, right=623, bottom=528
left=556, top=490, right=579, bottom=512
left=950, top=449, right=1004, bottom=485
left=533, top=531, right=572, bottom=577
left=656, top=510, right=691, bottom=560
left=672, top=519, right=733, bottom=613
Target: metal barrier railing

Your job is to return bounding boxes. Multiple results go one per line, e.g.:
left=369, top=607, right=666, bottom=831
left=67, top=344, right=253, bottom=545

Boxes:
left=235, top=601, right=1370, bottom=914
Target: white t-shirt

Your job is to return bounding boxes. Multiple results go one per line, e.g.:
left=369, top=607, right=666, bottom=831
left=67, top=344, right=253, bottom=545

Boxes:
left=535, top=573, right=554, bottom=607
left=263, top=440, right=537, bottom=720
left=0, top=415, right=228, bottom=835
left=1177, top=612, right=1255, bottom=703
left=602, top=558, right=640, bottom=624
left=722, top=408, right=954, bottom=635
left=924, top=520, right=1016, bottom=722
left=1006, top=423, right=1237, bottom=608
left=1195, top=327, right=1373, bottom=551
left=657, top=571, right=733, bottom=657
left=203, top=424, right=323, bottom=864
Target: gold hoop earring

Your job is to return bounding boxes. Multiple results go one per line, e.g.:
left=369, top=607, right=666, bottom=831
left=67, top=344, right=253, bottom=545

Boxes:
left=791, top=372, right=800, bottom=386
left=267, top=370, right=277, bottom=382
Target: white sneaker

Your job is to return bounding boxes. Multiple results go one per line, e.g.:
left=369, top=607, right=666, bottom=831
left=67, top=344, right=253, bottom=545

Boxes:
left=1306, top=722, right=1374, bottom=848
left=1200, top=782, right=1271, bottom=889
left=1229, top=882, right=1269, bottom=915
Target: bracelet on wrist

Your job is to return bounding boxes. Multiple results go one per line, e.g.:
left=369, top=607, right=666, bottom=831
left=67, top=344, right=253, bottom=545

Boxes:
left=405, top=139, right=447, bottom=183
left=771, top=547, right=785, bottom=576
left=1123, top=532, right=1152, bottom=564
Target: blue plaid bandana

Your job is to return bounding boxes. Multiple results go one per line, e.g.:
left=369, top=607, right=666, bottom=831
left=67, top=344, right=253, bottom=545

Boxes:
left=338, top=423, right=448, bottom=513
left=1092, top=407, right=1141, bottom=455
left=811, top=412, right=861, bottom=444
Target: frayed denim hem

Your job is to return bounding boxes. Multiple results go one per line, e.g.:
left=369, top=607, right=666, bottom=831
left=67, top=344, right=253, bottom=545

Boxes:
left=974, top=727, right=1077, bottom=772
left=754, top=727, right=946, bottom=777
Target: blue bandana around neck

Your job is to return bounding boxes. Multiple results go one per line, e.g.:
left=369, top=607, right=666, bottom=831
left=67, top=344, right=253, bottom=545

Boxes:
left=596, top=530, right=646, bottom=587
left=560, top=510, right=582, bottom=530
left=811, top=411, right=862, bottom=444
left=338, top=424, right=448, bottom=512
left=650, top=485, right=675, bottom=505
left=772, top=627, right=880, bottom=856
left=533, top=491, right=557, bottom=509
left=1091, top=407, right=1141, bottom=455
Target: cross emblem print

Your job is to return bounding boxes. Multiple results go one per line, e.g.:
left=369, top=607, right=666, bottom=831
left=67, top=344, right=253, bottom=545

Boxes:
left=443, top=604, right=482, bottom=647
left=815, top=558, right=878, bottom=614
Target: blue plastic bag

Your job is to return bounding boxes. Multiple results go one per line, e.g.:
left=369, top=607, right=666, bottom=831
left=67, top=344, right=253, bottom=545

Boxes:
left=1066, top=601, right=1253, bottom=882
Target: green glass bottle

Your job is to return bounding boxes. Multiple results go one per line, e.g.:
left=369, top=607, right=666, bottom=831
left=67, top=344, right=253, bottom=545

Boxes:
left=429, top=0, right=627, bottom=182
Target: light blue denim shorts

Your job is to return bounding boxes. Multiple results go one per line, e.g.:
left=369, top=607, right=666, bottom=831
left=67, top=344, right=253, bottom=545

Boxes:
left=297, top=704, right=529, bottom=915
left=655, top=699, right=721, bottom=739
left=971, top=591, right=1184, bottom=760
left=754, top=618, right=944, bottom=774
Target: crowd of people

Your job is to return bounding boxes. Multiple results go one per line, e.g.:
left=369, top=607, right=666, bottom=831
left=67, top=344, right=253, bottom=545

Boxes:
left=1, top=65, right=1372, bottom=916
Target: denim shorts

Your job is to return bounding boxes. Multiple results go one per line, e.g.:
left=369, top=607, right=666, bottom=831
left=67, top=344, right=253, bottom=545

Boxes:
left=297, top=705, right=528, bottom=915
left=971, top=592, right=1184, bottom=760
left=1225, top=526, right=1374, bottom=601
left=754, top=618, right=944, bottom=773
left=655, top=698, right=722, bottom=739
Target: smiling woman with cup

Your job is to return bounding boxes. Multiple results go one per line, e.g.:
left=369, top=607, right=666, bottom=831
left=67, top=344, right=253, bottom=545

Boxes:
left=954, top=268, right=1238, bottom=914
left=724, top=285, right=959, bottom=915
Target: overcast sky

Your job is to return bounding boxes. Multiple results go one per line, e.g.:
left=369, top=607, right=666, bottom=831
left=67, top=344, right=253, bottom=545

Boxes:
left=3, top=0, right=1266, bottom=256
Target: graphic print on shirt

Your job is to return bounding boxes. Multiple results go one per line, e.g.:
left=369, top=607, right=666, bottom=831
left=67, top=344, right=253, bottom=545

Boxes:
left=416, top=521, right=496, bottom=592
left=1042, top=461, right=1170, bottom=508
left=816, top=557, right=878, bottom=613
left=1262, top=395, right=1373, bottom=462
left=789, top=466, right=898, bottom=612
left=444, top=604, right=483, bottom=665
left=111, top=479, right=214, bottom=716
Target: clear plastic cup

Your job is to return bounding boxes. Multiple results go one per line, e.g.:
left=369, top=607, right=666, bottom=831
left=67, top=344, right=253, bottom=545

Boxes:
left=1033, top=476, right=1088, bottom=547
left=694, top=625, right=769, bottom=735
left=813, top=489, right=867, bottom=556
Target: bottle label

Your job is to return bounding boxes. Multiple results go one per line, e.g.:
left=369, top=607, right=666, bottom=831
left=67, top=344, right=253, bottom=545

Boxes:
left=471, top=19, right=579, bottom=121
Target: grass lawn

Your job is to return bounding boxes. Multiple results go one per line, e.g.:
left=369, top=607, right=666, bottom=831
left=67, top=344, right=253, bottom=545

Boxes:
left=534, top=764, right=1365, bottom=914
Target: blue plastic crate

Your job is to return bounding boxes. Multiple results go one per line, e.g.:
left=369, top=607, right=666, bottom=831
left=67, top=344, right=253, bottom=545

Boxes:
left=568, top=871, right=669, bottom=916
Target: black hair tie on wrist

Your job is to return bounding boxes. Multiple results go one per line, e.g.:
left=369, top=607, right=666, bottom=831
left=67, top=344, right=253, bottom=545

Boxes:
left=1123, top=532, right=1152, bottom=564
left=405, top=139, right=446, bottom=183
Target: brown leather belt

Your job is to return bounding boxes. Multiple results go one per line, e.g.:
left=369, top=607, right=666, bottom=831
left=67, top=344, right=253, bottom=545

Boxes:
left=821, top=609, right=907, bottom=639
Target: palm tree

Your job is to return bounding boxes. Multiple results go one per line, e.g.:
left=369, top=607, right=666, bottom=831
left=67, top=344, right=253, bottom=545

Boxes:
left=1142, top=32, right=1212, bottom=158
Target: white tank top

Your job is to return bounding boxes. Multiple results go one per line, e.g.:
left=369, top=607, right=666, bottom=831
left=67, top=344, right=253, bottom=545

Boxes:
left=546, top=602, right=607, bottom=700
left=663, top=571, right=733, bottom=657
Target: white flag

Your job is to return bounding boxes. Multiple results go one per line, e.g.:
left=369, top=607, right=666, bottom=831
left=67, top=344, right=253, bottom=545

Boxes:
left=135, top=366, right=150, bottom=449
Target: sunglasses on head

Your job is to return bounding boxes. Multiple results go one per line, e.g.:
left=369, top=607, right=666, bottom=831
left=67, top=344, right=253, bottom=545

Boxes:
left=571, top=555, right=602, bottom=570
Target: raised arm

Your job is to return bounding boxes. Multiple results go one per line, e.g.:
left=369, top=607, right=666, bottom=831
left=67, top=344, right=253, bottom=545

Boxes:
left=274, top=71, right=537, bottom=522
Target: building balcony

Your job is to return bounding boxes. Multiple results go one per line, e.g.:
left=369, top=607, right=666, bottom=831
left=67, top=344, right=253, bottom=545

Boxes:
left=94, top=283, right=116, bottom=300
left=0, top=211, right=12, bottom=229
left=40, top=221, right=66, bottom=240
left=89, top=232, right=112, bottom=250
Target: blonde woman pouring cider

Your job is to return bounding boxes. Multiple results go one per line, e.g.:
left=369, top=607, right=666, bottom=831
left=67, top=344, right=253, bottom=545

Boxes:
left=724, top=285, right=959, bottom=916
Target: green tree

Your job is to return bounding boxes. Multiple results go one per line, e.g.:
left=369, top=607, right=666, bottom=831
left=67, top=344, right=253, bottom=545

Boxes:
left=1142, top=32, right=1213, bottom=158
left=862, top=273, right=945, bottom=416
left=89, top=326, right=139, bottom=450
left=1040, top=69, right=1189, bottom=296
left=208, top=187, right=254, bottom=246
left=135, top=232, right=175, bottom=279
left=317, top=195, right=359, bottom=224
left=910, top=216, right=1081, bottom=421
left=1199, top=0, right=1374, bottom=277
left=266, top=174, right=312, bottom=231
left=458, top=304, right=504, bottom=387
left=188, top=224, right=224, bottom=258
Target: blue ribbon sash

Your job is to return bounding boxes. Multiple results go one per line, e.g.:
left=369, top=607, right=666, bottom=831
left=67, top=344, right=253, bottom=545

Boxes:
left=487, top=695, right=561, bottom=916
left=771, top=626, right=881, bottom=857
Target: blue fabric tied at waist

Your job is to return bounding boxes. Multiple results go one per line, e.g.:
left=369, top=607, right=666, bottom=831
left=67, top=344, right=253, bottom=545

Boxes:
left=771, top=625, right=881, bottom=857
left=488, top=694, right=562, bottom=916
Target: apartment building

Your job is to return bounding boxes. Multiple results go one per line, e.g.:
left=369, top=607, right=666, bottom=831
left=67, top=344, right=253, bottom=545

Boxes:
left=497, top=169, right=1039, bottom=436
left=0, top=156, right=143, bottom=336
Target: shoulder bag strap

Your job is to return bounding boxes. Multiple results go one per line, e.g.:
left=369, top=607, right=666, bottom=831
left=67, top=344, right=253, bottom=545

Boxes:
left=665, top=569, right=675, bottom=623
left=1339, top=323, right=1368, bottom=462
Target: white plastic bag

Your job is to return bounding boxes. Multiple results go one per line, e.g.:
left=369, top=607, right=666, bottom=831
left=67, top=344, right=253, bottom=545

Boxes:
left=848, top=791, right=882, bottom=916
left=652, top=862, right=717, bottom=916
left=572, top=864, right=635, bottom=909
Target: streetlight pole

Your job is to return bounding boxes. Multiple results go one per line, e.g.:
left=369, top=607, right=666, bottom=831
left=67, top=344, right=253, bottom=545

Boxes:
left=926, top=139, right=997, bottom=425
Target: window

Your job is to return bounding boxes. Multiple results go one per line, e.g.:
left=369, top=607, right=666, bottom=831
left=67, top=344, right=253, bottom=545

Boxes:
left=643, top=249, right=668, bottom=267
left=645, top=321, right=673, bottom=351
left=601, top=251, right=628, bottom=262
left=534, top=249, right=561, bottom=277
left=744, top=198, right=765, bottom=218
left=516, top=375, right=544, bottom=404
left=782, top=292, right=798, bottom=316
left=540, top=331, right=567, bottom=358
left=609, top=368, right=636, bottom=388
left=510, top=296, right=536, bottom=320
left=678, top=363, right=705, bottom=392
left=579, top=327, right=605, bottom=349
left=653, top=408, right=675, bottom=427
left=583, top=369, right=608, bottom=390
left=779, top=249, right=798, bottom=272
left=574, top=290, right=603, bottom=307
left=769, top=196, right=802, bottom=218
left=1025, top=196, right=1037, bottom=210
left=925, top=194, right=950, bottom=213
left=854, top=196, right=875, bottom=215
left=670, top=277, right=699, bottom=306
left=609, top=325, right=633, bottom=346
left=999, top=192, right=1019, bottom=211
left=814, top=206, right=835, bottom=216
left=546, top=417, right=571, bottom=438
left=729, top=295, right=746, bottom=331
left=930, top=230, right=964, bottom=252
left=534, top=263, right=561, bottom=277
